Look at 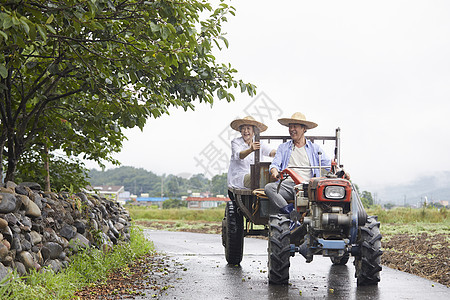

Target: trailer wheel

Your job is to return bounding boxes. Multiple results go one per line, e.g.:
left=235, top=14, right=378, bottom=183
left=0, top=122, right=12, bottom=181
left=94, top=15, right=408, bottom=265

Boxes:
left=222, top=201, right=244, bottom=265
left=354, top=216, right=383, bottom=285
left=268, top=214, right=291, bottom=285
left=331, top=253, right=350, bottom=265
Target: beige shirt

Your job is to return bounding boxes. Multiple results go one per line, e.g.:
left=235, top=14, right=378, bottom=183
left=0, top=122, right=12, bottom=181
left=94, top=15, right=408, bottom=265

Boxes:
left=286, top=145, right=311, bottom=183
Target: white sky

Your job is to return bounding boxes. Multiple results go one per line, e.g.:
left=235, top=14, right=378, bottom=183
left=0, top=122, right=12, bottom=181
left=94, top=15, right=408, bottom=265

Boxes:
left=88, top=0, right=450, bottom=194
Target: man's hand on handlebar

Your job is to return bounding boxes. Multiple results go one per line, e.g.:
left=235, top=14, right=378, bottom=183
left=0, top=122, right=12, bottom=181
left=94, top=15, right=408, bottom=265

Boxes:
left=270, top=168, right=280, bottom=180
left=336, top=168, right=351, bottom=180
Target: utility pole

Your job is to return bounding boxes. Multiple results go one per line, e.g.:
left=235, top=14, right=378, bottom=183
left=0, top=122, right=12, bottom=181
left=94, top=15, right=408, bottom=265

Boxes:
left=160, top=176, right=164, bottom=209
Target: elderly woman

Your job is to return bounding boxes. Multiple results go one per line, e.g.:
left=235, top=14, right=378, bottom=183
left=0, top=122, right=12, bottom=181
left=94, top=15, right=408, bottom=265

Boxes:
left=227, top=116, right=276, bottom=189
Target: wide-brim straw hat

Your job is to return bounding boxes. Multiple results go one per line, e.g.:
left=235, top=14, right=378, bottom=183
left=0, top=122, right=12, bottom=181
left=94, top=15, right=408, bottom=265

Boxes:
left=278, top=112, right=318, bottom=129
left=230, top=116, right=268, bottom=132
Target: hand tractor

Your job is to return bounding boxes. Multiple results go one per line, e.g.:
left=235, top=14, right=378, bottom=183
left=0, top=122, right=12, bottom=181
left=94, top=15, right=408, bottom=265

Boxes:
left=222, top=128, right=382, bottom=286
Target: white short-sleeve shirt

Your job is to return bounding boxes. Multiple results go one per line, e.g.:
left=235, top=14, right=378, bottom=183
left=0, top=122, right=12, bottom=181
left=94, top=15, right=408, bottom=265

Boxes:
left=227, top=137, right=272, bottom=189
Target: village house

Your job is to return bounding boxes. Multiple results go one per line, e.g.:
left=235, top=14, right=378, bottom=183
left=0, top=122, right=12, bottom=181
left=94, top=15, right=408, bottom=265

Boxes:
left=131, top=193, right=170, bottom=207
left=185, top=195, right=230, bottom=209
left=84, top=185, right=129, bottom=205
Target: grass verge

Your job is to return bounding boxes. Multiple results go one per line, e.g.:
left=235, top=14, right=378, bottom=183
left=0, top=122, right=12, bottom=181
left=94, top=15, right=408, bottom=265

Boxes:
left=0, top=226, right=154, bottom=300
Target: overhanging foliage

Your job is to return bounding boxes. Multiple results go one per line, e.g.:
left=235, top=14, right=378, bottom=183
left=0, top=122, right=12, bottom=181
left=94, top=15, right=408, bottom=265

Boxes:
left=0, top=0, right=256, bottom=184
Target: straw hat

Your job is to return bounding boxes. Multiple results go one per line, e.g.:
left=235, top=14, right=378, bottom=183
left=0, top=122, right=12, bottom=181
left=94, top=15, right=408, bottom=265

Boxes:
left=278, top=112, right=318, bottom=129
left=230, top=116, right=268, bottom=132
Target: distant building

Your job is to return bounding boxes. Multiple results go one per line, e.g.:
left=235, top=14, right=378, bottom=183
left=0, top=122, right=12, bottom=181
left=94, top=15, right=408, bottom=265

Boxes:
left=118, top=191, right=131, bottom=204
left=185, top=196, right=230, bottom=209
left=439, top=200, right=449, bottom=207
left=131, top=196, right=171, bottom=207
left=84, top=185, right=126, bottom=204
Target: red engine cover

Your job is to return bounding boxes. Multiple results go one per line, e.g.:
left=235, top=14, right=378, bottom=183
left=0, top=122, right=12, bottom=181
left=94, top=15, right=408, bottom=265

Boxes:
left=309, top=178, right=352, bottom=202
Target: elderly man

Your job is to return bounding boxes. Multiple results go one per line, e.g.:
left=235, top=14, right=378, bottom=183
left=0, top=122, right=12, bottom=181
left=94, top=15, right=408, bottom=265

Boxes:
left=264, top=112, right=331, bottom=216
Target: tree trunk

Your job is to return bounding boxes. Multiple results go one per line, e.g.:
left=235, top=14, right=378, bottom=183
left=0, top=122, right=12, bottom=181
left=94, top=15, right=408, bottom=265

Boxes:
left=5, top=131, right=23, bottom=183
left=0, top=130, right=5, bottom=184
left=44, top=143, right=51, bottom=192
left=5, top=154, right=16, bottom=182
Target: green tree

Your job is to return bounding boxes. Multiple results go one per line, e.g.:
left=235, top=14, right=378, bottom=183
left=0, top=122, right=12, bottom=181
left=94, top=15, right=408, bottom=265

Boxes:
left=162, top=198, right=187, bottom=209
left=211, top=173, right=227, bottom=196
left=360, top=190, right=374, bottom=208
left=0, top=0, right=256, bottom=185
left=384, top=202, right=395, bottom=210
left=15, top=149, right=89, bottom=192
left=354, top=184, right=374, bottom=208
left=188, top=173, right=209, bottom=191
left=164, top=174, right=184, bottom=197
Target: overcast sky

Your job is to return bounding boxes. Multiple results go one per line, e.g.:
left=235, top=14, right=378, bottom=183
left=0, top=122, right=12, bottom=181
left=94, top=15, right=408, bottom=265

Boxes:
left=88, top=0, right=450, bottom=195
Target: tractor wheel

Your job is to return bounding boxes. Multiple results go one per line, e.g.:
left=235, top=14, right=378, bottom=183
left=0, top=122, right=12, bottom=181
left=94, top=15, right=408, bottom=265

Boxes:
left=268, top=214, right=291, bottom=285
left=222, top=201, right=244, bottom=265
left=331, top=253, right=350, bottom=265
left=354, top=216, right=383, bottom=286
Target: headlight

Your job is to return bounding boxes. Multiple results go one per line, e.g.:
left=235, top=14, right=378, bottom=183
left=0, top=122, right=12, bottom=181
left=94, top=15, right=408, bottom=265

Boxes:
left=324, top=186, right=345, bottom=199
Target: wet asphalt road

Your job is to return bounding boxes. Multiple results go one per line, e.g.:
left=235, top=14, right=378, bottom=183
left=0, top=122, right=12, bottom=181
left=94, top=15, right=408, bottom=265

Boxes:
left=144, top=230, right=449, bottom=300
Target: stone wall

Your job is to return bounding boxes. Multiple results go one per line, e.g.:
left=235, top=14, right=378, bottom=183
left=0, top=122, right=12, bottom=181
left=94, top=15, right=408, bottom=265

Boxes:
left=0, top=181, right=132, bottom=282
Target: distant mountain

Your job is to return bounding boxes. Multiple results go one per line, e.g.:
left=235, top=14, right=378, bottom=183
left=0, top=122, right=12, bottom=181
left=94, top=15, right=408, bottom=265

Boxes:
left=374, top=171, right=450, bottom=206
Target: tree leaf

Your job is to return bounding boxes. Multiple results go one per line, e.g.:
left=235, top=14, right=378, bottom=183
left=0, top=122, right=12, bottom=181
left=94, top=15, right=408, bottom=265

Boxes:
left=162, top=26, right=170, bottom=40
left=36, top=24, right=47, bottom=41
left=46, top=14, right=54, bottom=24
left=0, top=30, right=7, bottom=41
left=12, top=15, right=20, bottom=26
left=0, top=64, right=7, bottom=78
left=218, top=36, right=228, bottom=48
left=150, top=22, right=160, bottom=32
left=3, top=15, right=13, bottom=29
left=19, top=17, right=30, bottom=34
left=46, top=24, right=56, bottom=34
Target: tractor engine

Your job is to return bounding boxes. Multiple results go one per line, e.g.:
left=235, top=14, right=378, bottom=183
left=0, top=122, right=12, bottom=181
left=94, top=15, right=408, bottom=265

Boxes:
left=296, top=177, right=353, bottom=236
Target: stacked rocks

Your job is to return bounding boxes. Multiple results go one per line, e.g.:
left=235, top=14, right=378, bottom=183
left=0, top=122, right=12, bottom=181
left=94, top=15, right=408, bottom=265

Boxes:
left=0, top=181, right=132, bottom=281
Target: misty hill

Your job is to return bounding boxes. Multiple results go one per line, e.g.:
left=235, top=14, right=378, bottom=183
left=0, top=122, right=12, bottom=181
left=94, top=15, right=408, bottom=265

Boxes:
left=374, top=171, right=450, bottom=206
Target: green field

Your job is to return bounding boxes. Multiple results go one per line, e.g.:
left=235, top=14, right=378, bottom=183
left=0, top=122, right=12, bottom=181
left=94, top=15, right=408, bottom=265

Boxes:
left=127, top=205, right=448, bottom=224
left=366, top=206, right=448, bottom=224
left=126, top=206, right=225, bottom=222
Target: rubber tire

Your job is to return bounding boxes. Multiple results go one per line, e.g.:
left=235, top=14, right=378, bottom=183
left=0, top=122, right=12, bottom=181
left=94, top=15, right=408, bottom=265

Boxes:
left=354, top=216, right=383, bottom=285
left=268, top=214, right=291, bottom=285
left=222, top=201, right=244, bottom=265
left=331, top=253, right=350, bottom=265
